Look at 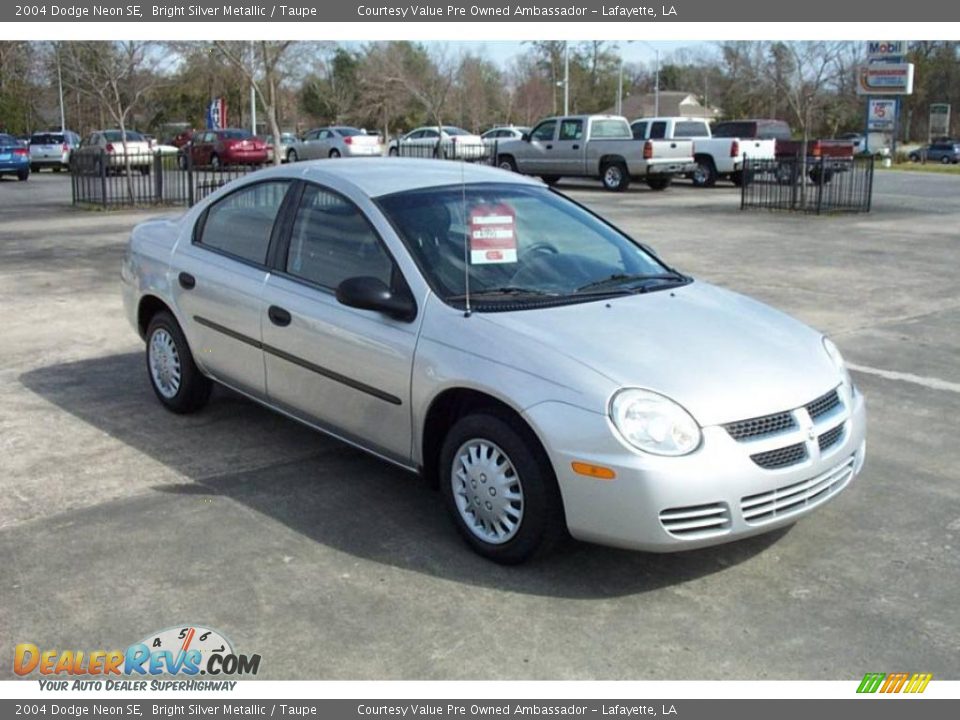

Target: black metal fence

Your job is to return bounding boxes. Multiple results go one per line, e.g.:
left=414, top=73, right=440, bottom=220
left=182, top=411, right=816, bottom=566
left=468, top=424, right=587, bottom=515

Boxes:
left=740, top=155, right=874, bottom=214
left=389, top=141, right=497, bottom=165
left=71, top=149, right=263, bottom=209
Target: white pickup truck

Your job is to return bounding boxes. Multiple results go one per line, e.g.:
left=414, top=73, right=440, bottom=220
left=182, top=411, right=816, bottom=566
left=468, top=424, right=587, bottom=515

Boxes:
left=495, top=114, right=696, bottom=191
left=631, top=117, right=777, bottom=187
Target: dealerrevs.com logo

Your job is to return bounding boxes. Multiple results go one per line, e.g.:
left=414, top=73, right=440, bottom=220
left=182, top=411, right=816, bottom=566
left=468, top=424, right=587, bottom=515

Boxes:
left=14, top=626, right=261, bottom=690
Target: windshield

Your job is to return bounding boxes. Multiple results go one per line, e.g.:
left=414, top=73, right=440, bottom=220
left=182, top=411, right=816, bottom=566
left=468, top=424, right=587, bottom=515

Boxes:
left=378, top=184, right=684, bottom=309
left=221, top=130, right=252, bottom=140
left=0, top=134, right=19, bottom=147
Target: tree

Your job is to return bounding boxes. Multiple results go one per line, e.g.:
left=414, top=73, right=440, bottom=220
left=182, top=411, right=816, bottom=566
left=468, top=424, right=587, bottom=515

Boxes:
left=213, top=41, right=296, bottom=166
left=60, top=41, right=172, bottom=197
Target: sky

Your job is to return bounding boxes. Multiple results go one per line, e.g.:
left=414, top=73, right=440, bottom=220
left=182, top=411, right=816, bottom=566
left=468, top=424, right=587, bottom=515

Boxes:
left=343, top=40, right=712, bottom=68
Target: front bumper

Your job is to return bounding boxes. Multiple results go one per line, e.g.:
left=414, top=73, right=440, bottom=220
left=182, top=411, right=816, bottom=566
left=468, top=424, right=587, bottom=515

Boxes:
left=524, top=386, right=866, bottom=552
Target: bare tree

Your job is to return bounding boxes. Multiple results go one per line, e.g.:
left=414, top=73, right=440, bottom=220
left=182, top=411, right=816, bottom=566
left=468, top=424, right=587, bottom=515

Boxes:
left=381, top=43, right=457, bottom=132
left=213, top=41, right=295, bottom=166
left=60, top=41, right=172, bottom=199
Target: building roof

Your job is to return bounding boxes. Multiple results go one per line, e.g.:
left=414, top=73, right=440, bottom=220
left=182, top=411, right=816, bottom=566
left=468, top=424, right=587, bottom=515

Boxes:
left=604, top=91, right=722, bottom=121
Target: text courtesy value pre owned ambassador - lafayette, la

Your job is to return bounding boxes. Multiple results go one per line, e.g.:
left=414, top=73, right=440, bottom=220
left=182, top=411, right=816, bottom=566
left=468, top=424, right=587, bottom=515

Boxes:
left=121, top=159, right=866, bottom=564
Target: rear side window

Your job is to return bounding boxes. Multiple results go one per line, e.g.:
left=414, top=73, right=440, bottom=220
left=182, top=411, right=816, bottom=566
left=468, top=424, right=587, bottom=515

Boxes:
left=590, top=119, right=631, bottom=139
left=649, top=121, right=667, bottom=139
left=198, top=181, right=290, bottom=265
left=286, top=184, right=394, bottom=290
left=631, top=122, right=648, bottom=140
left=674, top=121, right=710, bottom=137
left=559, top=119, right=584, bottom=141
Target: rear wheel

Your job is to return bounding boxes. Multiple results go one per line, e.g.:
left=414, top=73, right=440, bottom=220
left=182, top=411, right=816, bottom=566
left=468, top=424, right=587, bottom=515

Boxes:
left=646, top=176, right=672, bottom=191
left=210, top=154, right=221, bottom=170
left=388, top=146, right=399, bottom=157
left=329, top=149, right=341, bottom=158
left=30, top=164, right=39, bottom=173
left=940, top=155, right=951, bottom=165
left=139, top=165, right=150, bottom=176
left=497, top=155, right=518, bottom=173
left=286, top=149, right=298, bottom=163
left=540, top=175, right=560, bottom=186
left=145, top=311, right=211, bottom=414
left=601, top=162, right=630, bottom=191
left=440, top=412, right=566, bottom=564
left=17, top=169, right=29, bottom=181
left=690, top=157, right=718, bottom=187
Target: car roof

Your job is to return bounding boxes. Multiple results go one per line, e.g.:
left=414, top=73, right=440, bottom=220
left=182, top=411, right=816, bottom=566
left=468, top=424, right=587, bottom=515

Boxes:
left=252, top=158, right=542, bottom=198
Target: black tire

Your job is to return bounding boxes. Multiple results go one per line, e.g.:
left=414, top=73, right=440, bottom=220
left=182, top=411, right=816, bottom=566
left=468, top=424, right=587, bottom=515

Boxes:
left=808, top=166, right=834, bottom=185
left=210, top=154, right=221, bottom=170
left=646, top=176, right=672, bottom=191
left=731, top=170, right=744, bottom=187
left=139, top=165, right=150, bottom=176
left=540, top=175, right=560, bottom=186
left=30, top=164, right=39, bottom=173
left=286, top=149, right=298, bottom=163
left=691, top=157, right=718, bottom=187
left=497, top=155, right=518, bottom=173
left=17, top=169, right=29, bottom=181
left=145, top=311, right=212, bottom=414
left=940, top=155, right=951, bottom=165
left=329, top=149, right=341, bottom=158
left=388, top=147, right=399, bottom=157
left=908, top=154, right=920, bottom=163
left=601, top=161, right=630, bottom=191
left=439, top=411, right=567, bottom=564
left=53, top=166, right=62, bottom=173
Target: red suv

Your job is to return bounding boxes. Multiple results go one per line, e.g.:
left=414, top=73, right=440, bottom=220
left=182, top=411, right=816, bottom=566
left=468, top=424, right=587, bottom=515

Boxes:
left=184, top=129, right=267, bottom=169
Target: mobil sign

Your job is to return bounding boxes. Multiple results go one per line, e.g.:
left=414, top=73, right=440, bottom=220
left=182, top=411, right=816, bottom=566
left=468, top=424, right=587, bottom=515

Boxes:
left=868, top=41, right=907, bottom=62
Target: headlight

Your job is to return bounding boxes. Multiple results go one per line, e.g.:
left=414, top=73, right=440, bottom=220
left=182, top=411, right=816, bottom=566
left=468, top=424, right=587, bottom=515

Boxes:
left=823, top=337, right=854, bottom=399
left=609, top=389, right=702, bottom=456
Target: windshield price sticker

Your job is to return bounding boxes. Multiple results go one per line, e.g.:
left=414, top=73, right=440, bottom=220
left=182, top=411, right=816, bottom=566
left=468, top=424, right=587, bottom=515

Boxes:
left=469, top=205, right=517, bottom=264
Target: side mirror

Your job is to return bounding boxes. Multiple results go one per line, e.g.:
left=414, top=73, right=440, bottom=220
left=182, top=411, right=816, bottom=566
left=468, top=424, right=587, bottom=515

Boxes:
left=521, top=132, right=531, bottom=142
left=336, top=276, right=416, bottom=322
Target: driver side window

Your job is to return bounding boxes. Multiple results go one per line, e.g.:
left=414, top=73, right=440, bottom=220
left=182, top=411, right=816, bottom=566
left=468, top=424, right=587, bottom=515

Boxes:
left=531, top=121, right=557, bottom=142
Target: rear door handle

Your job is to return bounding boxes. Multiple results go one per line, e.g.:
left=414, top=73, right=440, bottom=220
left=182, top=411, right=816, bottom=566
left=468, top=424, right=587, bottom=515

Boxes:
left=670, top=143, right=677, bottom=149
left=268, top=305, right=291, bottom=327
left=572, top=144, right=580, bottom=150
left=546, top=144, right=553, bottom=150
left=178, top=272, right=196, bottom=290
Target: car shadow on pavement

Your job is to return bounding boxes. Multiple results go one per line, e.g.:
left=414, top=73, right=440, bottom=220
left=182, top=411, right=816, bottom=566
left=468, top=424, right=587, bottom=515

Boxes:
left=20, top=351, right=789, bottom=599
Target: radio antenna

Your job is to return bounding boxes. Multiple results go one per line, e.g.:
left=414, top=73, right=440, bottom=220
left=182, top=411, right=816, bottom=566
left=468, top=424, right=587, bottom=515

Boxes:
left=461, top=157, right=472, bottom=317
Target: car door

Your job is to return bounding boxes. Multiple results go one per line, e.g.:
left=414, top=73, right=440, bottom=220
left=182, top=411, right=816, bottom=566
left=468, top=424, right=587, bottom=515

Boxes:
left=171, top=179, right=294, bottom=399
left=259, top=181, right=418, bottom=463
left=553, top=118, right=585, bottom=176
left=517, top=119, right=557, bottom=175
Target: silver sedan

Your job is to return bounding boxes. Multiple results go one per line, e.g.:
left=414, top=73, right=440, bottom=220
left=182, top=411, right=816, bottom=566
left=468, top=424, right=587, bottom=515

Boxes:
left=298, top=126, right=382, bottom=160
left=121, top=159, right=866, bottom=564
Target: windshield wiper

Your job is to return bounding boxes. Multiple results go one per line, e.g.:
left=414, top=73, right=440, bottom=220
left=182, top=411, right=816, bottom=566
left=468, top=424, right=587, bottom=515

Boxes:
left=574, top=273, right=688, bottom=294
left=448, top=286, right=556, bottom=300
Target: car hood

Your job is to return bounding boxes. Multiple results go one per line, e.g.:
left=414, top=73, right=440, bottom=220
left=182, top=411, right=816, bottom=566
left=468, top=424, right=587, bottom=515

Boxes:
left=476, top=281, right=840, bottom=426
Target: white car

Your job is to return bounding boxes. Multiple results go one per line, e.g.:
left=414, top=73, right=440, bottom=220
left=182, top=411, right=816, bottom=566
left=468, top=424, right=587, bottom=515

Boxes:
left=388, top=126, right=486, bottom=160
left=481, top=126, right=532, bottom=146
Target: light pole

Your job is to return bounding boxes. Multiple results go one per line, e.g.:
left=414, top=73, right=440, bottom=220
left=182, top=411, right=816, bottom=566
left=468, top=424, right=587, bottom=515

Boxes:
left=55, top=43, right=66, bottom=132
left=616, top=41, right=635, bottom=116
left=635, top=42, right=661, bottom=117
left=563, top=42, right=569, bottom=116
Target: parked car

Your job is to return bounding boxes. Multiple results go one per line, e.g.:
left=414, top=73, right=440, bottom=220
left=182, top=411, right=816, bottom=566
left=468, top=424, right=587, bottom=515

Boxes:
left=28, top=130, right=81, bottom=172
left=631, top=117, right=776, bottom=187
left=122, top=158, right=866, bottom=563
left=712, top=119, right=793, bottom=141
left=73, top=130, right=153, bottom=174
left=168, top=129, right=195, bottom=149
left=182, top=129, right=268, bottom=169
left=908, top=141, right=960, bottom=164
left=299, top=126, right=382, bottom=160
left=836, top=132, right=891, bottom=158
left=388, top=126, right=486, bottom=160
left=0, top=133, right=30, bottom=181
left=481, top=126, right=532, bottom=145
left=263, top=132, right=304, bottom=163
left=496, top=114, right=696, bottom=191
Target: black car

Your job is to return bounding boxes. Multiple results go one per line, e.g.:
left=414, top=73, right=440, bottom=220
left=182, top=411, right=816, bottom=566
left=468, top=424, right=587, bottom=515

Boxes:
left=908, top=141, right=960, bottom=164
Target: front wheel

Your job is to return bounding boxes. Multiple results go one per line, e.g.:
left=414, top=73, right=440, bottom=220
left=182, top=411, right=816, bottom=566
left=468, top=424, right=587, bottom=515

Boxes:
left=388, top=147, right=399, bottom=157
left=17, top=169, right=29, bottom=181
left=210, top=154, right=221, bottom=170
left=940, top=155, right=951, bottom=165
left=287, top=149, right=298, bottom=163
left=540, top=175, right=560, bottom=186
left=601, top=162, right=630, bottom=191
left=440, top=412, right=566, bottom=564
left=145, top=311, right=212, bottom=414
left=497, top=155, right=518, bottom=173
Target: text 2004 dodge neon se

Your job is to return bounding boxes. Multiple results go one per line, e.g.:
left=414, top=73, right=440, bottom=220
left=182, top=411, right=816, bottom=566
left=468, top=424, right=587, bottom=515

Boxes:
left=121, top=159, right=866, bottom=563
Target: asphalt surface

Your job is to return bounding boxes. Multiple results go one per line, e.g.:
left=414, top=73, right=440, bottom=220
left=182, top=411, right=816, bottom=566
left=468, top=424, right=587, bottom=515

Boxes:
left=1, top=170, right=958, bottom=680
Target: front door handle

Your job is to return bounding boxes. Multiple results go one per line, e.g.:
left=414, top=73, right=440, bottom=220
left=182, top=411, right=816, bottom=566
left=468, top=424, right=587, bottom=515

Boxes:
left=545, top=144, right=553, bottom=150
left=268, top=305, right=292, bottom=327
left=670, top=142, right=677, bottom=149
left=572, top=144, right=580, bottom=150
left=178, top=272, right=196, bottom=290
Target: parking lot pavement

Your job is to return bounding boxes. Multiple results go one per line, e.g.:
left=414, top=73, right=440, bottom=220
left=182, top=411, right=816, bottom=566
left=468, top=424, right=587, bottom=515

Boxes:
left=1, top=171, right=958, bottom=680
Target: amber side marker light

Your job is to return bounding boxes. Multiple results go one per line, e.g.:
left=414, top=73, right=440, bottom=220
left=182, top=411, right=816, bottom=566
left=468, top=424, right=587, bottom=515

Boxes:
left=571, top=462, right=616, bottom=480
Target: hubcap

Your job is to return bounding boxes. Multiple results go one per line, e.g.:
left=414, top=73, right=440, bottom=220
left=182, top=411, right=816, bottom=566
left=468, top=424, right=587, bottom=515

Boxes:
left=149, top=328, right=182, bottom=399
left=451, top=439, right=524, bottom=544
left=604, top=166, right=622, bottom=187
left=693, top=163, right=708, bottom=183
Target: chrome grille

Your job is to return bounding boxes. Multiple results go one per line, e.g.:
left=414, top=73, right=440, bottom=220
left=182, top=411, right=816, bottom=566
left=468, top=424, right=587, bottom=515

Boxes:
left=741, top=457, right=855, bottom=524
left=659, top=502, right=730, bottom=538
left=806, top=389, right=840, bottom=420
left=751, top=442, right=807, bottom=469
left=818, top=424, right=844, bottom=452
left=724, top=411, right=797, bottom=440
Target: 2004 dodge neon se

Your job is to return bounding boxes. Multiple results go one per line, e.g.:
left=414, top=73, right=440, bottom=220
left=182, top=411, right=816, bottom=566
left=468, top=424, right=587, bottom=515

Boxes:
left=121, top=159, right=866, bottom=564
